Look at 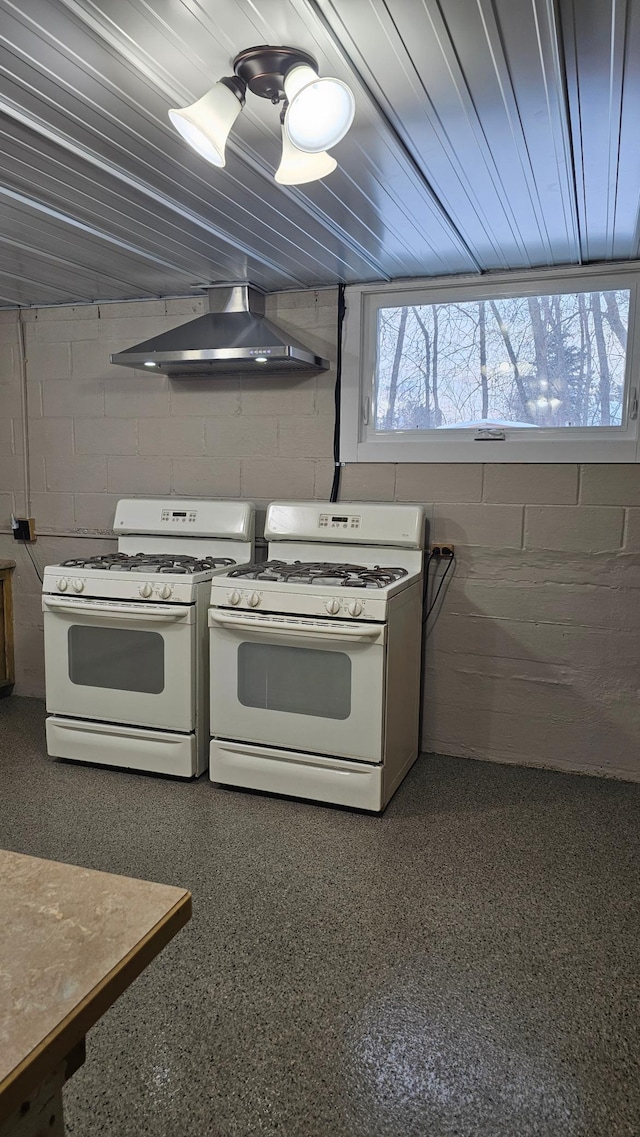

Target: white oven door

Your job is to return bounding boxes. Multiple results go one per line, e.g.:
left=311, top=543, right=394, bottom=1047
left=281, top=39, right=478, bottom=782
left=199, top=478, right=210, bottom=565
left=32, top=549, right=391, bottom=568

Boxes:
left=209, top=610, right=385, bottom=763
left=43, top=596, right=195, bottom=731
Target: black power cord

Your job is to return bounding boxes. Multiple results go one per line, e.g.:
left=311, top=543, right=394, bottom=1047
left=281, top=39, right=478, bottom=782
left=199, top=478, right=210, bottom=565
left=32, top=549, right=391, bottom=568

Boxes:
left=422, top=550, right=455, bottom=623
left=329, top=283, right=346, bottom=503
left=418, top=549, right=455, bottom=747
left=423, top=549, right=437, bottom=609
left=426, top=554, right=454, bottom=619
left=24, top=541, right=43, bottom=584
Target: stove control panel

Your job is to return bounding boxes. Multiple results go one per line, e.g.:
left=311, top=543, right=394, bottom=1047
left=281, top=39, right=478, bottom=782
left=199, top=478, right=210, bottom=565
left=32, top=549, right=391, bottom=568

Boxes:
left=319, top=513, right=361, bottom=531
left=139, top=582, right=174, bottom=599
left=211, top=581, right=385, bottom=621
left=45, top=571, right=196, bottom=604
left=160, top=508, right=197, bottom=523
left=226, top=589, right=262, bottom=608
left=223, top=590, right=367, bottom=617
left=324, top=598, right=365, bottom=616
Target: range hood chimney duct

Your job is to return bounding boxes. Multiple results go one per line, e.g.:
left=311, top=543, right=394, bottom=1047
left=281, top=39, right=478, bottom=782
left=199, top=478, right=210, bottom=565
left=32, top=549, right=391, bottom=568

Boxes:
left=206, top=282, right=264, bottom=315
left=110, top=283, right=329, bottom=377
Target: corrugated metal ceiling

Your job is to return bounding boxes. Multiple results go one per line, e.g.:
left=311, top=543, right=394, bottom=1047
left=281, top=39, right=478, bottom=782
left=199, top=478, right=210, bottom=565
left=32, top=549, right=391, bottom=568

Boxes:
left=0, top=0, right=636, bottom=306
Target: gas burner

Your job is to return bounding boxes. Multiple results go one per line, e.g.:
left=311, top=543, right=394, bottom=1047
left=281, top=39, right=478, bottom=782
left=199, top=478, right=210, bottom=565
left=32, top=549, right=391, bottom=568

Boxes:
left=61, top=552, right=236, bottom=574
left=227, top=559, right=408, bottom=589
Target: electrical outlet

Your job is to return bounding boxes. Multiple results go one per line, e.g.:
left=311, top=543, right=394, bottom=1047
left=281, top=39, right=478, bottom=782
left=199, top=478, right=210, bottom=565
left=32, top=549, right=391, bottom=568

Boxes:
left=430, top=543, right=455, bottom=557
left=12, top=517, right=36, bottom=542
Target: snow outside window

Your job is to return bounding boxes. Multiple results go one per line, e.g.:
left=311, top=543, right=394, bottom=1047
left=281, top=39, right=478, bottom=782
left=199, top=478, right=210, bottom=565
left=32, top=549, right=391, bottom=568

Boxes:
left=340, top=267, right=640, bottom=464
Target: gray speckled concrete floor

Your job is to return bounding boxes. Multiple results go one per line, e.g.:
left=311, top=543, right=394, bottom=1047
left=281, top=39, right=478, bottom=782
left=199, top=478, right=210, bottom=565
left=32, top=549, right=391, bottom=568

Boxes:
left=1, top=698, right=639, bottom=1137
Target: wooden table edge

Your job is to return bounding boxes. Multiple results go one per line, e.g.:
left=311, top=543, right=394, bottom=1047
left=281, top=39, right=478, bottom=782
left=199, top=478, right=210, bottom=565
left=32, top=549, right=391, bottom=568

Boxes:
left=0, top=889, right=191, bottom=1124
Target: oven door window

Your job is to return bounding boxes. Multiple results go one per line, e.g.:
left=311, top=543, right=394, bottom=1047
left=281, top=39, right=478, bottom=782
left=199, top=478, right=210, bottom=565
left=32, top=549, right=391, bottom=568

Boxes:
left=238, top=642, right=351, bottom=719
left=68, top=626, right=165, bottom=694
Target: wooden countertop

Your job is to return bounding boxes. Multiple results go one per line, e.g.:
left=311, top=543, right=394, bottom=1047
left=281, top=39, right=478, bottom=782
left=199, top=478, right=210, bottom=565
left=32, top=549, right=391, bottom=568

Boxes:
left=0, top=559, right=15, bottom=571
left=0, top=850, right=191, bottom=1123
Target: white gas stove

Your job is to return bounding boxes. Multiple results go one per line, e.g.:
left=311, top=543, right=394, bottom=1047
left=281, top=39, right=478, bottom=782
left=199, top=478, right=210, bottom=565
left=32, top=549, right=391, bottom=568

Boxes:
left=43, top=499, right=254, bottom=778
left=208, top=501, right=425, bottom=811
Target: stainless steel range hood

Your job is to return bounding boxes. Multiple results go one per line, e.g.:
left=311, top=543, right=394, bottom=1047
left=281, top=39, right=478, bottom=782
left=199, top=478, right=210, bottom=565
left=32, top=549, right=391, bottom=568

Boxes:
left=110, top=284, right=329, bottom=377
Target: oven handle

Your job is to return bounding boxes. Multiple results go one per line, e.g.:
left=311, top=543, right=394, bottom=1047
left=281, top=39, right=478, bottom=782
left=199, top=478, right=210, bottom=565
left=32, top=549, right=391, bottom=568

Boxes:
left=208, top=610, right=384, bottom=643
left=42, top=597, right=191, bottom=623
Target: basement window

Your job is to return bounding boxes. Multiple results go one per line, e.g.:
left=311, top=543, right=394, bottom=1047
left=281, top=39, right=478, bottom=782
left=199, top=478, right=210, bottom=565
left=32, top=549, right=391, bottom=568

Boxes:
left=340, top=267, right=640, bottom=463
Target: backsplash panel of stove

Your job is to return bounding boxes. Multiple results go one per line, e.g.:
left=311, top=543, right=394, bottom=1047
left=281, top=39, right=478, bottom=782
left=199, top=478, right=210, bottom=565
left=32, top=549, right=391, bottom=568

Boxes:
left=0, top=289, right=638, bottom=784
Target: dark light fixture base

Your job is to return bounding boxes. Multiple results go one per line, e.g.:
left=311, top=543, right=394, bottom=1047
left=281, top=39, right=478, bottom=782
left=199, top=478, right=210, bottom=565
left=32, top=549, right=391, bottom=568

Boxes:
left=233, top=45, right=317, bottom=103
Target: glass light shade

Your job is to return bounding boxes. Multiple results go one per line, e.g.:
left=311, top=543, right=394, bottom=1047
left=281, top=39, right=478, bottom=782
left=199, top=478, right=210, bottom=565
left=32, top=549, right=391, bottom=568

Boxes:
left=283, top=64, right=355, bottom=153
left=275, top=125, right=337, bottom=184
left=168, top=82, right=243, bottom=167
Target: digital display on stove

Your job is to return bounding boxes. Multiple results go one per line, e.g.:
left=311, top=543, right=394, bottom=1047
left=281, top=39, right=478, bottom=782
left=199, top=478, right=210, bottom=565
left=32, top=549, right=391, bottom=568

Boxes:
left=319, top=512, right=361, bottom=530
left=160, top=508, right=197, bottom=522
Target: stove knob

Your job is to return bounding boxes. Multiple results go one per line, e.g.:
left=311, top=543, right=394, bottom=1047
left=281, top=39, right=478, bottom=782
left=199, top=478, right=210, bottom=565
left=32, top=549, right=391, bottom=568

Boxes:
left=159, top=584, right=173, bottom=600
left=228, top=590, right=241, bottom=606
left=139, top=583, right=153, bottom=598
left=247, top=591, right=260, bottom=608
left=71, top=579, right=84, bottom=593
left=347, top=600, right=363, bottom=617
left=56, top=578, right=68, bottom=592
left=325, top=598, right=341, bottom=615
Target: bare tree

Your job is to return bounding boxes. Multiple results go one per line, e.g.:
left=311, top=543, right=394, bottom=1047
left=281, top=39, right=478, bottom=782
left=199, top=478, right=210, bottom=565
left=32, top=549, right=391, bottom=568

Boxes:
left=592, top=293, right=611, bottom=425
left=528, top=296, right=549, bottom=393
left=382, top=307, right=408, bottom=430
left=550, top=294, right=570, bottom=412
left=432, top=307, right=441, bottom=425
left=577, top=292, right=593, bottom=424
left=412, top=307, right=432, bottom=427
left=479, top=301, right=488, bottom=418
left=488, top=300, right=533, bottom=421
left=603, top=291, right=627, bottom=351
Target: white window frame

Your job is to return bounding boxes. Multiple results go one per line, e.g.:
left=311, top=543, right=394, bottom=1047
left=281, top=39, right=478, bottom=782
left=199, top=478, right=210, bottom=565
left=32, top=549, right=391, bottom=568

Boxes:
left=341, top=263, right=640, bottom=464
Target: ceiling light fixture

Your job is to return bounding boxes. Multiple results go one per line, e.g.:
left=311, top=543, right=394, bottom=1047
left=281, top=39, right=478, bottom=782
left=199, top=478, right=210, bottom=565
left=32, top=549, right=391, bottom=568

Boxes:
left=169, top=45, right=355, bottom=185
left=282, top=64, right=355, bottom=152
left=168, top=79, right=246, bottom=168
left=275, top=105, right=337, bottom=185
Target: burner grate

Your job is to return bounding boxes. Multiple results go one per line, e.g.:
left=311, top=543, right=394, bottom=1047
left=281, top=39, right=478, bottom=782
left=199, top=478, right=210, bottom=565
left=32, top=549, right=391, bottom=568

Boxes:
left=60, top=552, right=236, bottom=574
left=227, top=559, right=408, bottom=589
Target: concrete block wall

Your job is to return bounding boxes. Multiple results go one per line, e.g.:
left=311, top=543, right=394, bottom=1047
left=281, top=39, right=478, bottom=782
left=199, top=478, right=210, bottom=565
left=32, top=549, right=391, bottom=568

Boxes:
left=1, top=291, right=639, bottom=781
